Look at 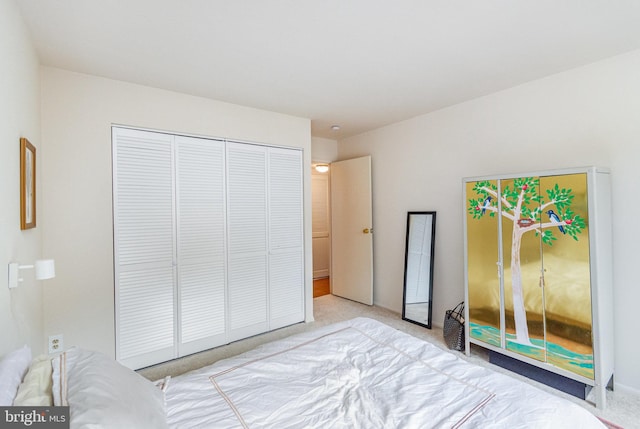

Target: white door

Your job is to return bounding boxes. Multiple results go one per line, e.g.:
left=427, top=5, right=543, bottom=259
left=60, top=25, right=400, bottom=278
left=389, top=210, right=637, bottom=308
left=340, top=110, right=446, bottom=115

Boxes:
left=268, top=147, right=305, bottom=330
left=113, top=127, right=176, bottom=369
left=226, top=142, right=269, bottom=341
left=175, top=136, right=227, bottom=356
left=330, top=156, right=373, bottom=305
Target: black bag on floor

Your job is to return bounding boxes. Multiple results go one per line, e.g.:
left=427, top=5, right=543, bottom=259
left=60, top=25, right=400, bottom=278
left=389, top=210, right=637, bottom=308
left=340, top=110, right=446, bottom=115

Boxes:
left=443, top=302, right=465, bottom=351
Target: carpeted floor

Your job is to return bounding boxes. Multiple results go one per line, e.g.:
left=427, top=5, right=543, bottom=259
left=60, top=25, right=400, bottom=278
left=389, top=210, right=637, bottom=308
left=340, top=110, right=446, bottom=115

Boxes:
left=139, top=294, right=639, bottom=428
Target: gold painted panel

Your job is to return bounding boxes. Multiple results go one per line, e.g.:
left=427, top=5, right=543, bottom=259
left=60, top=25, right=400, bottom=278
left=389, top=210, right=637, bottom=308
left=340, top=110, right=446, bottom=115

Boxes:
left=540, top=173, right=593, bottom=379
left=501, top=178, right=545, bottom=362
left=466, top=180, right=501, bottom=347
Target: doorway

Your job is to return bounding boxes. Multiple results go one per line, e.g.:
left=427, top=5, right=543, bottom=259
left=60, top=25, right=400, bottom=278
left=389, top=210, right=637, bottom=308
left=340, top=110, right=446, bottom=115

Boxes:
left=312, top=163, right=331, bottom=297
left=311, top=156, right=374, bottom=304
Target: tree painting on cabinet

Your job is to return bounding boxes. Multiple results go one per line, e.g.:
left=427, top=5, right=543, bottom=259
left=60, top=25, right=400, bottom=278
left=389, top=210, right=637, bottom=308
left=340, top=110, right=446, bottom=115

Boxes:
left=466, top=174, right=594, bottom=379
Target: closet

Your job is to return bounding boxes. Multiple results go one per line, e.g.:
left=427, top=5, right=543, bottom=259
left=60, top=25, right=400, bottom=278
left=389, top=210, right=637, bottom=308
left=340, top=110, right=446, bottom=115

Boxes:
left=463, top=167, right=613, bottom=409
left=112, top=127, right=304, bottom=370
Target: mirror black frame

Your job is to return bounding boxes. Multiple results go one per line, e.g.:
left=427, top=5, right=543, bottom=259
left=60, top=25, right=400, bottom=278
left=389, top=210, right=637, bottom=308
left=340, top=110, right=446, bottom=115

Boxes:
left=402, top=211, right=436, bottom=329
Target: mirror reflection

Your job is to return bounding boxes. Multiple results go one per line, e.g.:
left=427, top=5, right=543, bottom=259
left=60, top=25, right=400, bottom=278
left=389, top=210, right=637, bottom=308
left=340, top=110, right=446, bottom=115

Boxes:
left=402, top=211, right=436, bottom=329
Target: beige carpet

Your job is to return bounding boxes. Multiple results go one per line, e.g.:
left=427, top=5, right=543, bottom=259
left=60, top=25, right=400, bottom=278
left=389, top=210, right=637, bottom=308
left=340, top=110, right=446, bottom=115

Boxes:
left=139, top=294, right=639, bottom=429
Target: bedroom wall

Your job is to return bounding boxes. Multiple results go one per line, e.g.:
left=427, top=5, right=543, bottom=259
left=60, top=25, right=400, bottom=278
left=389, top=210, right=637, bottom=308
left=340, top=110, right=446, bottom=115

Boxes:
left=338, top=49, right=640, bottom=393
left=0, top=0, right=44, bottom=356
left=40, top=67, right=312, bottom=358
left=311, top=137, right=338, bottom=162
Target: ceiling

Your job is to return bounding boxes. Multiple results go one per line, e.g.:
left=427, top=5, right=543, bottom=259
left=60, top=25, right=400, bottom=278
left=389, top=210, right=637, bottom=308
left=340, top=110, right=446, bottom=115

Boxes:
left=16, top=1, right=640, bottom=139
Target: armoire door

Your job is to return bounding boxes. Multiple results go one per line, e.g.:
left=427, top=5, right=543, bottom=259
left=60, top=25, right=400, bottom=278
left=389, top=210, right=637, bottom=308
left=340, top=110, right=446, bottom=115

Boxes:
left=499, top=177, right=545, bottom=362
left=539, top=173, right=594, bottom=379
left=465, top=179, right=502, bottom=348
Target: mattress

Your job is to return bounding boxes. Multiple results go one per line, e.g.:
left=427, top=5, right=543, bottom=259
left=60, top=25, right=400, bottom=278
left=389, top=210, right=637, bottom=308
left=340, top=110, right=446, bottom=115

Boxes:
left=164, top=317, right=604, bottom=428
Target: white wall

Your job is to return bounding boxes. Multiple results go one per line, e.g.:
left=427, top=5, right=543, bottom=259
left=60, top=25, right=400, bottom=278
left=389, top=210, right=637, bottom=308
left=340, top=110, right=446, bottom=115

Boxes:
left=311, top=137, right=338, bottom=163
left=0, top=0, right=43, bottom=356
left=40, top=67, right=312, bottom=358
left=339, top=50, right=640, bottom=393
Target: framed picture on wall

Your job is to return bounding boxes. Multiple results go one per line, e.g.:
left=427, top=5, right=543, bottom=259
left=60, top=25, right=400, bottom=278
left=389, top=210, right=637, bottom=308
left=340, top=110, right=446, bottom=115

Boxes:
left=20, top=137, right=36, bottom=230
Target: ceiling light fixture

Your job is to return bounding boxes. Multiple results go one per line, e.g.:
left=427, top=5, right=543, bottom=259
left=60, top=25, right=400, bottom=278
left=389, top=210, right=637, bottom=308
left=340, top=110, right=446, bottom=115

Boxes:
left=314, top=163, right=330, bottom=173
left=330, top=125, right=340, bottom=131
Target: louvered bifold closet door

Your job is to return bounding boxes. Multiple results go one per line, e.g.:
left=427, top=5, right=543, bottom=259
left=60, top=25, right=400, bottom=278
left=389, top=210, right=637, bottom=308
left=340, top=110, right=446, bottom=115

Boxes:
left=226, top=143, right=269, bottom=341
left=268, top=148, right=304, bottom=329
left=175, top=136, right=227, bottom=356
left=113, top=128, right=176, bottom=370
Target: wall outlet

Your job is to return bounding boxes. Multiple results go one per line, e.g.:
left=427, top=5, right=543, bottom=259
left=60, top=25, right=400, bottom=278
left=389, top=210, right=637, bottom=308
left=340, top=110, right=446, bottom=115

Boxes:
left=48, top=334, right=63, bottom=354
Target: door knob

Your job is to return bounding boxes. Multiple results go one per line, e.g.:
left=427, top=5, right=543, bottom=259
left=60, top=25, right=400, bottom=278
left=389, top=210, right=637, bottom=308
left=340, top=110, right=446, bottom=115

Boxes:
left=363, top=228, right=373, bottom=234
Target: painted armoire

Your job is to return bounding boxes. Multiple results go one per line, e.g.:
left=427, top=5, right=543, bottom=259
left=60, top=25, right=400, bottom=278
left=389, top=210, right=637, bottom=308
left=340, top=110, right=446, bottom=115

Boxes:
left=463, top=167, right=613, bottom=409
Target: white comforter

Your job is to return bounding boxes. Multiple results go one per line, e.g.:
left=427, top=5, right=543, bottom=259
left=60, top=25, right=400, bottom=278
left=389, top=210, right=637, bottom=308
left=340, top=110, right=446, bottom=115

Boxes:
left=165, top=317, right=604, bottom=428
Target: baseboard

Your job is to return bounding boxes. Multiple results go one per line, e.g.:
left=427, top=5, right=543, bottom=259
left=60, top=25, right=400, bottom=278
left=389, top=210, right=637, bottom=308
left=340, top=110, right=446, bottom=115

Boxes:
left=615, top=382, right=640, bottom=397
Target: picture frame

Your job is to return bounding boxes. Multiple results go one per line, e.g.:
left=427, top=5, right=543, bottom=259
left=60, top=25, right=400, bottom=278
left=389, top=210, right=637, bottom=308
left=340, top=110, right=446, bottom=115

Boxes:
left=20, top=137, right=36, bottom=230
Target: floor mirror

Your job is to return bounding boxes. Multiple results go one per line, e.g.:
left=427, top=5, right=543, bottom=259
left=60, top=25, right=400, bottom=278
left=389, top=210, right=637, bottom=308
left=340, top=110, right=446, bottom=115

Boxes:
left=402, top=211, right=436, bottom=329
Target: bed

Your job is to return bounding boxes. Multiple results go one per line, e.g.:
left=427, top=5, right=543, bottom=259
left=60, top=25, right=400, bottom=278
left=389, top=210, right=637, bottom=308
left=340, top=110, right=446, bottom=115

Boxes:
left=5, top=317, right=606, bottom=428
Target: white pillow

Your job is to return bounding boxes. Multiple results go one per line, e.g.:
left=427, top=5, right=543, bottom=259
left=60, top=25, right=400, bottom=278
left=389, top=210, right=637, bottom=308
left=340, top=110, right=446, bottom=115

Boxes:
left=0, top=345, right=32, bottom=406
left=52, top=347, right=168, bottom=429
left=13, top=355, right=53, bottom=406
